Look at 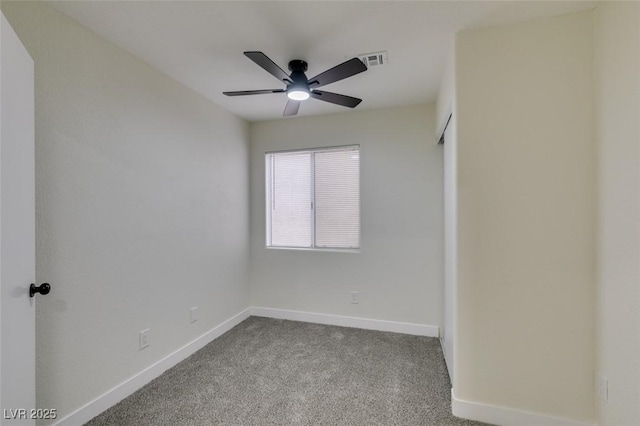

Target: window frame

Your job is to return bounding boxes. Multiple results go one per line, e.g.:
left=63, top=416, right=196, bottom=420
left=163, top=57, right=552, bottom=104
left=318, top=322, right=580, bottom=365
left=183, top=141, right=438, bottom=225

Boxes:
left=265, top=144, right=361, bottom=252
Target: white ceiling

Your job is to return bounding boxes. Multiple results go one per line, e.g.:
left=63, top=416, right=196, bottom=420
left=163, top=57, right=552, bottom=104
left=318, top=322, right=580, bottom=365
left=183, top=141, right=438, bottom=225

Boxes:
left=47, top=0, right=596, bottom=122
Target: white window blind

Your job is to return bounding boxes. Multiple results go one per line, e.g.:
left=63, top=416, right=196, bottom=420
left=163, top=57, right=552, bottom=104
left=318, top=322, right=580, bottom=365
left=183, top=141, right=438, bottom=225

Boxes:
left=314, top=149, right=360, bottom=248
left=266, top=145, right=360, bottom=250
left=267, top=151, right=312, bottom=248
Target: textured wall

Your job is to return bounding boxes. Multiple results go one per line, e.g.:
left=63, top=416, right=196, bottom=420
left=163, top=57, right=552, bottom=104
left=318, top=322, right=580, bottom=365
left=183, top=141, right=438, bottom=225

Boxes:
left=249, top=104, right=443, bottom=327
left=1, top=2, right=250, bottom=423
left=594, top=2, right=640, bottom=425
left=455, top=10, right=595, bottom=422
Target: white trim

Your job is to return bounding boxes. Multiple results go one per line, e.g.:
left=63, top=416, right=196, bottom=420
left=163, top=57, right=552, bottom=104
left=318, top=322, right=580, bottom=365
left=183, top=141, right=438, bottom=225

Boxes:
left=265, top=246, right=360, bottom=254
left=451, top=389, right=595, bottom=426
left=53, top=308, right=252, bottom=426
left=250, top=307, right=439, bottom=337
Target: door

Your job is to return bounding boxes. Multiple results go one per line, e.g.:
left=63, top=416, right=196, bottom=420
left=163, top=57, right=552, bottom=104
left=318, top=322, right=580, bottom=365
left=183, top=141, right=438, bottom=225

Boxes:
left=442, top=115, right=455, bottom=384
left=1, top=11, right=36, bottom=425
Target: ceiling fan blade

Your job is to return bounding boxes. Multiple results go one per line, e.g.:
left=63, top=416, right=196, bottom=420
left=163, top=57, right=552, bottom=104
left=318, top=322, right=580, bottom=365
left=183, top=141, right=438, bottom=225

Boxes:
left=310, top=90, right=362, bottom=108
left=223, top=89, right=285, bottom=96
left=308, top=58, right=367, bottom=88
left=283, top=99, right=301, bottom=116
left=244, top=51, right=292, bottom=84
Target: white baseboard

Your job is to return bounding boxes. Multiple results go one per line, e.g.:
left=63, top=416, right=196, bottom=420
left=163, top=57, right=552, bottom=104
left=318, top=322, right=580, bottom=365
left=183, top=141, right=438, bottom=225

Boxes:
left=250, top=307, right=439, bottom=337
left=53, top=308, right=252, bottom=426
left=451, top=389, right=595, bottom=426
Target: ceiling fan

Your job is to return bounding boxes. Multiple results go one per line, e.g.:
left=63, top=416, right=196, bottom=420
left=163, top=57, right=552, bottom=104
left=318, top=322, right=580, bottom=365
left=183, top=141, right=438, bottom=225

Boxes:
left=223, top=51, right=368, bottom=117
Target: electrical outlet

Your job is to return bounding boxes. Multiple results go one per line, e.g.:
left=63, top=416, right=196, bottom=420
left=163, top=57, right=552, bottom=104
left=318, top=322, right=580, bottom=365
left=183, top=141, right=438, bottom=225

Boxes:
left=190, top=306, right=199, bottom=324
left=351, top=291, right=359, bottom=304
left=597, top=375, right=608, bottom=402
left=139, top=329, right=150, bottom=350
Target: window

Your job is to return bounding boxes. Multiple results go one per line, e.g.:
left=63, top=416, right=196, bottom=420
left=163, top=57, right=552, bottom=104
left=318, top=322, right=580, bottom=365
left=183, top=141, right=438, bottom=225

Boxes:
left=266, top=145, right=360, bottom=250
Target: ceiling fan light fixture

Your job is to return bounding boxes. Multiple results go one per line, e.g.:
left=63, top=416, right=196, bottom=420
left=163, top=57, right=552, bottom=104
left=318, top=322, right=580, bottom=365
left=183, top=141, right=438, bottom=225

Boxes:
left=287, top=87, right=310, bottom=101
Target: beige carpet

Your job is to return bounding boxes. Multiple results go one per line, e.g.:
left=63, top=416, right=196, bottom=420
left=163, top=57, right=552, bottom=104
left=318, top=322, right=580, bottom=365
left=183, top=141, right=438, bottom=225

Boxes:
left=86, top=316, right=489, bottom=425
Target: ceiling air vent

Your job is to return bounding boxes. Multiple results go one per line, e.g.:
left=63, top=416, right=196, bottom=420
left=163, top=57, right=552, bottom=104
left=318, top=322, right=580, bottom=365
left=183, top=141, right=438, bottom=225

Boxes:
left=357, top=51, right=388, bottom=68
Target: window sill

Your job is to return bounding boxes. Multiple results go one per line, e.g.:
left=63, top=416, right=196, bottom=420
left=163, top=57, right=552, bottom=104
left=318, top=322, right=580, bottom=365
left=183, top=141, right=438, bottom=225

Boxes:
left=265, top=246, right=360, bottom=254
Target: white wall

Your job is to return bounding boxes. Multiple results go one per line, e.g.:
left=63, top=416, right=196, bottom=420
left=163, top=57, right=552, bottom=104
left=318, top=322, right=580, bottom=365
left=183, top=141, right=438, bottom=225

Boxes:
left=455, top=10, right=595, bottom=423
left=249, top=105, right=443, bottom=327
left=1, top=2, right=250, bottom=423
left=594, top=2, right=640, bottom=425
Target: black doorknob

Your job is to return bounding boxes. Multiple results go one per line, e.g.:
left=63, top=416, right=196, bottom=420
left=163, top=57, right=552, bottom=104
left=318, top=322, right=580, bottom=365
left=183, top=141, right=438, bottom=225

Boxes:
left=30, top=283, right=51, bottom=298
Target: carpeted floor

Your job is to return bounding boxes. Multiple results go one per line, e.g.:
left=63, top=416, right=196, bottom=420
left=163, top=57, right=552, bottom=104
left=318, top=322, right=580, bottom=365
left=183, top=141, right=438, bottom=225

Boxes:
left=86, top=317, right=489, bottom=425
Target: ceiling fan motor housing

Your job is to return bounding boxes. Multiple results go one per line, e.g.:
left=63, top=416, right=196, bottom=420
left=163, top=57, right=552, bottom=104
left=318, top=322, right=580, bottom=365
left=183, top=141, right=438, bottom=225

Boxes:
left=287, top=60, right=310, bottom=87
left=288, top=60, right=308, bottom=73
